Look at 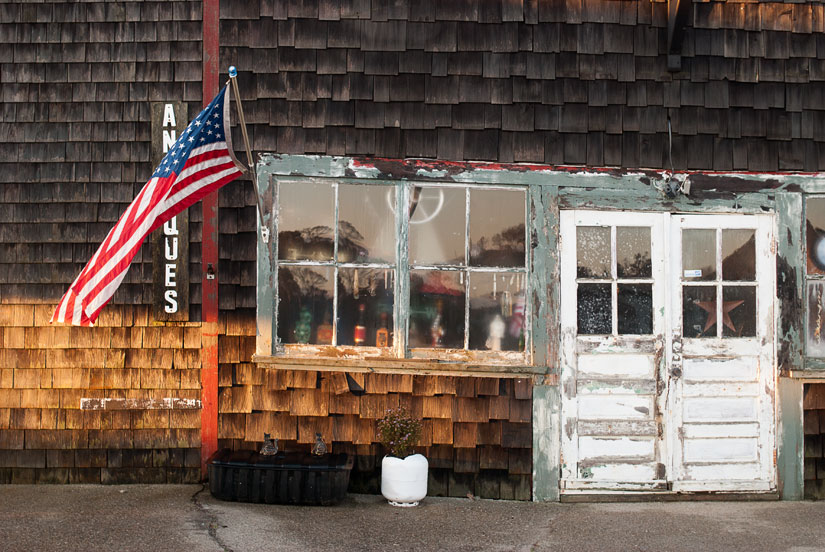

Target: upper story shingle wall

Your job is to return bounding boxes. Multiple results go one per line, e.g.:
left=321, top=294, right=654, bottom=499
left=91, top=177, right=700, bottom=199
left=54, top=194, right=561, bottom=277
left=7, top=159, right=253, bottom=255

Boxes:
left=0, top=1, right=203, bottom=309
left=218, top=0, right=825, bottom=172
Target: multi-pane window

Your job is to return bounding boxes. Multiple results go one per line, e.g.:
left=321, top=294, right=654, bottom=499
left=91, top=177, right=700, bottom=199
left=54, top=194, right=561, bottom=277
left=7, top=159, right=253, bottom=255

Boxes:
left=576, top=225, right=653, bottom=335
left=274, top=179, right=529, bottom=362
left=681, top=228, right=756, bottom=338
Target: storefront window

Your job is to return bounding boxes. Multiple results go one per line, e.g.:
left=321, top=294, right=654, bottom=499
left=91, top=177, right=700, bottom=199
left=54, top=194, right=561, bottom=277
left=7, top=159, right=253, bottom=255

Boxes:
left=273, top=179, right=529, bottom=362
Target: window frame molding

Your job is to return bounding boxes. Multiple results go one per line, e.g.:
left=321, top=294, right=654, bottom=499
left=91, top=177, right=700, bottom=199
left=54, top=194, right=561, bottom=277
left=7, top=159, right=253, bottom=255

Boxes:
left=257, top=173, right=533, bottom=367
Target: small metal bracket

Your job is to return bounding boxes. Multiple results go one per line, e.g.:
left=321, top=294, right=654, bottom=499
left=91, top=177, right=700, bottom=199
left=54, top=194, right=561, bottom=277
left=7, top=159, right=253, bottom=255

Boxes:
left=261, top=226, right=270, bottom=243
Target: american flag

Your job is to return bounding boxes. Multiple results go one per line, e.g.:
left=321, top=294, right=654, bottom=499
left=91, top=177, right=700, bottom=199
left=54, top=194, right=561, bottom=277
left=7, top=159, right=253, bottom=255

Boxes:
left=52, top=85, right=245, bottom=326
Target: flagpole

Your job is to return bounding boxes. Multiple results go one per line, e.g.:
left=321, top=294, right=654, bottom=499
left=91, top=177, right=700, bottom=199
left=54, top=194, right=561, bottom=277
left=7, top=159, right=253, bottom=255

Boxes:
left=228, top=66, right=269, bottom=242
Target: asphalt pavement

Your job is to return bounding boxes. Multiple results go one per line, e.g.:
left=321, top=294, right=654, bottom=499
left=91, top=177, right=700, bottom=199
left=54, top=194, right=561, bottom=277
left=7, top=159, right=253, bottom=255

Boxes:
left=1, top=485, right=824, bottom=552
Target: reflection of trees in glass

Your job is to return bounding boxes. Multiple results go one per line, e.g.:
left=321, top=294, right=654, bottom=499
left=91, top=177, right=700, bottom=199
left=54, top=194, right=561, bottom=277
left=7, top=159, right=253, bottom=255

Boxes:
left=338, top=267, right=390, bottom=297
left=279, top=267, right=330, bottom=301
left=618, top=252, right=652, bottom=279
left=471, top=223, right=525, bottom=266
left=278, top=221, right=369, bottom=262
left=277, top=267, right=332, bottom=345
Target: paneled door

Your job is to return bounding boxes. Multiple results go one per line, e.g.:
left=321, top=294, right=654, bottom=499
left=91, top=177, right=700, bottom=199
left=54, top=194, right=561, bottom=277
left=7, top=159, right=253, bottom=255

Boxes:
left=560, top=211, right=776, bottom=494
left=560, top=211, right=668, bottom=491
left=669, top=214, right=775, bottom=492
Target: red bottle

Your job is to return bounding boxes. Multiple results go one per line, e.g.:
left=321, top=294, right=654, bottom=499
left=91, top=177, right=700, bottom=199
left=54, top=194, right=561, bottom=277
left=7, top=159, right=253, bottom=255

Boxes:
left=354, top=303, right=367, bottom=345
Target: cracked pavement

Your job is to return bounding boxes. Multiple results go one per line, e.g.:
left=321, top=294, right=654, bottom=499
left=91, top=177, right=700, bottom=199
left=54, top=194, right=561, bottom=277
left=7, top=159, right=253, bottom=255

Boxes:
left=1, top=485, right=824, bottom=551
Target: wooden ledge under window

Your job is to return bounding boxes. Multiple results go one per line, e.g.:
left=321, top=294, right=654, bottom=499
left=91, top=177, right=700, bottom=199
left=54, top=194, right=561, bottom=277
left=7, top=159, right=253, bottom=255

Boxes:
left=252, top=354, right=545, bottom=379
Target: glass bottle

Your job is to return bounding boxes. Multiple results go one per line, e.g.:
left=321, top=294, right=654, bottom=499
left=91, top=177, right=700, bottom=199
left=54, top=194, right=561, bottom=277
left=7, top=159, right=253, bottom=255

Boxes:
left=316, top=308, right=333, bottom=345
left=376, top=311, right=390, bottom=347
left=354, top=303, right=367, bottom=345
left=430, top=299, right=445, bottom=347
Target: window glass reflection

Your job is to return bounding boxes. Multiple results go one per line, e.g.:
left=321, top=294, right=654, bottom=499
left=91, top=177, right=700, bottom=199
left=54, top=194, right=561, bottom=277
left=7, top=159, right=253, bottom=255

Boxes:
left=682, top=229, right=716, bottom=281
left=469, top=189, right=525, bottom=267
left=807, top=197, right=825, bottom=275
left=577, top=226, right=611, bottom=279
left=722, top=229, right=755, bottom=281
left=469, top=272, right=526, bottom=351
left=277, top=266, right=334, bottom=344
left=409, top=187, right=465, bottom=266
left=577, top=283, right=611, bottom=334
left=721, top=286, right=756, bottom=337
left=807, top=282, right=825, bottom=356
left=409, top=270, right=465, bottom=348
left=337, top=268, right=394, bottom=347
left=618, top=284, right=653, bottom=335
left=339, top=184, right=395, bottom=264
left=278, top=181, right=335, bottom=261
left=682, top=285, right=717, bottom=338
left=616, top=227, right=651, bottom=278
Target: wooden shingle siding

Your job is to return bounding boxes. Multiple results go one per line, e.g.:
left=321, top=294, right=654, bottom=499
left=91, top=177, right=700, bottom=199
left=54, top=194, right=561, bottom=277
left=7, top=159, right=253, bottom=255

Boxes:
left=0, top=2, right=204, bottom=484
left=219, top=0, right=825, bottom=172
left=217, top=369, right=533, bottom=499
left=804, top=384, right=825, bottom=499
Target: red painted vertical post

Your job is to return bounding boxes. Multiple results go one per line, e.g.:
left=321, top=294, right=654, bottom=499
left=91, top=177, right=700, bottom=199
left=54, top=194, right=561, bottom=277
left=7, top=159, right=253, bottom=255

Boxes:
left=201, top=0, right=220, bottom=479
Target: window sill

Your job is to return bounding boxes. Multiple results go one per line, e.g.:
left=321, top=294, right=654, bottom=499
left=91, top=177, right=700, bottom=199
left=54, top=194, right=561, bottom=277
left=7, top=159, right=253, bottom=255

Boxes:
left=251, top=353, right=544, bottom=378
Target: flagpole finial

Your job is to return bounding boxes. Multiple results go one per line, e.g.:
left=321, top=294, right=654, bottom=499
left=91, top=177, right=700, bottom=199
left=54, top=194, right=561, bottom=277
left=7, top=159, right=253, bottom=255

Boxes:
left=228, top=66, right=238, bottom=78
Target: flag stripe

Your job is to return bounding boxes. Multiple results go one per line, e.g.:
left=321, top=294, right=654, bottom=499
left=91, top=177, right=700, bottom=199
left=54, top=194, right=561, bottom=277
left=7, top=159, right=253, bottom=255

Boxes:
left=52, top=85, right=245, bottom=326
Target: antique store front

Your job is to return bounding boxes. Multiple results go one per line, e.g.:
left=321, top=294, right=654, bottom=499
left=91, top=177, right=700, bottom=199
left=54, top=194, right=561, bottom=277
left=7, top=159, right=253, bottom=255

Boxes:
left=251, top=154, right=818, bottom=500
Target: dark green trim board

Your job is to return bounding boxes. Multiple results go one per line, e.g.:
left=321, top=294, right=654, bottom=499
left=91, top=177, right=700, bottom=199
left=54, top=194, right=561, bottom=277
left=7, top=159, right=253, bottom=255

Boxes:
left=533, top=384, right=561, bottom=502
left=778, top=378, right=805, bottom=500
left=776, top=193, right=804, bottom=375
left=528, top=185, right=558, bottom=370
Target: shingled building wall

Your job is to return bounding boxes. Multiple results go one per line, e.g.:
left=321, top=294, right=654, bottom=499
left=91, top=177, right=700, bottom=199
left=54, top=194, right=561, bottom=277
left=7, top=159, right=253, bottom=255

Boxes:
left=2, top=0, right=825, bottom=496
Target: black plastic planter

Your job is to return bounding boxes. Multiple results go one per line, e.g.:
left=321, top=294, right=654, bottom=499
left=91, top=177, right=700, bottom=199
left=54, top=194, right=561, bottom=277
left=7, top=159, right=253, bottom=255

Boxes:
left=208, top=449, right=354, bottom=506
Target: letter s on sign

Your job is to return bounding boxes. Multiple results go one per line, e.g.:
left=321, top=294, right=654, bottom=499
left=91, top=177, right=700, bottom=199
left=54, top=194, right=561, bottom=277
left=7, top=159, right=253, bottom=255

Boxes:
left=164, top=290, right=178, bottom=313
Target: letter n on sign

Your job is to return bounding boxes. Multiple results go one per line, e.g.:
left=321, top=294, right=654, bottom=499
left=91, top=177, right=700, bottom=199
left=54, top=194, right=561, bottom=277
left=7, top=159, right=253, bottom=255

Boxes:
left=151, top=102, right=190, bottom=321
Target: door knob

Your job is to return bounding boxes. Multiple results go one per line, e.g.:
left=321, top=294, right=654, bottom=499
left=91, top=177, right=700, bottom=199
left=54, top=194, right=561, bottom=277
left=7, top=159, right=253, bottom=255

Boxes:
left=671, top=367, right=682, bottom=378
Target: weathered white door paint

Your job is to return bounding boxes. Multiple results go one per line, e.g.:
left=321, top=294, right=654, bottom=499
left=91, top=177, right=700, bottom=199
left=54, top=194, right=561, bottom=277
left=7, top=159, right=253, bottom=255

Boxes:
left=560, top=211, right=668, bottom=491
left=559, top=211, right=776, bottom=494
left=669, top=214, right=775, bottom=492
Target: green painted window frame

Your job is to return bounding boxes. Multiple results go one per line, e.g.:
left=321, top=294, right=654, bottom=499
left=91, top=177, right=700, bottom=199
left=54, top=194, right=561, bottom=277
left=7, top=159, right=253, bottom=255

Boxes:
left=256, top=175, right=533, bottom=366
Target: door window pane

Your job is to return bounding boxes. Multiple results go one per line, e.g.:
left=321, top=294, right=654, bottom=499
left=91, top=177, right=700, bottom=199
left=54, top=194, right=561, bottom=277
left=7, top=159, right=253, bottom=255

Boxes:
left=337, top=268, right=394, bottom=347
left=618, top=284, right=653, bottom=335
left=338, top=184, right=395, bottom=264
left=577, top=226, right=610, bottom=279
left=469, top=189, right=525, bottom=267
left=616, top=227, right=651, bottom=278
left=682, top=229, right=716, bottom=281
left=683, top=285, right=717, bottom=338
left=278, top=181, right=335, bottom=261
left=722, top=229, right=755, bottom=281
left=409, top=187, right=465, bottom=265
left=409, top=270, right=465, bottom=348
left=722, top=286, right=756, bottom=337
left=277, top=266, right=334, bottom=344
left=469, top=273, right=526, bottom=351
left=577, top=283, right=612, bottom=334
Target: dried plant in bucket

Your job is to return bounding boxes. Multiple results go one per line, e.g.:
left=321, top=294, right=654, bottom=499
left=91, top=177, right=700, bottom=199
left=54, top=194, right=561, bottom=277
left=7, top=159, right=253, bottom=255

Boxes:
left=377, top=407, right=422, bottom=459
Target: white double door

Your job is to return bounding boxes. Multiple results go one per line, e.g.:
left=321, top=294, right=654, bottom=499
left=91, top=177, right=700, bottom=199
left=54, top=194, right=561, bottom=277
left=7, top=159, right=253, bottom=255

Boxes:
left=560, top=211, right=776, bottom=493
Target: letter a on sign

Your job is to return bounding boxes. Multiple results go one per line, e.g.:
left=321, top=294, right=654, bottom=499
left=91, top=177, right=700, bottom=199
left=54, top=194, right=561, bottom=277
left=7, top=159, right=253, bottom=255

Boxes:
left=162, top=103, right=177, bottom=127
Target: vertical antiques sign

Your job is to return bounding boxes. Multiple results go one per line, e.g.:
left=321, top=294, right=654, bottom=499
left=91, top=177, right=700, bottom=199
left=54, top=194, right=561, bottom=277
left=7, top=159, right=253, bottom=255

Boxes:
left=151, top=102, right=189, bottom=321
